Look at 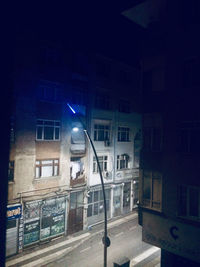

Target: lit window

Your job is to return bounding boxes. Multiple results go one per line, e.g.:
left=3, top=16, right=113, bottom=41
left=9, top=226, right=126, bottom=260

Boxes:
left=93, top=156, right=108, bottom=173
left=142, top=170, right=162, bottom=211
left=35, top=159, right=59, bottom=178
left=118, top=127, right=130, bottom=142
left=36, top=119, right=60, bottom=141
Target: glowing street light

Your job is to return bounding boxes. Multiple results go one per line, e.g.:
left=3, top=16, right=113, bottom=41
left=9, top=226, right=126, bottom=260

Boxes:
left=67, top=103, right=110, bottom=267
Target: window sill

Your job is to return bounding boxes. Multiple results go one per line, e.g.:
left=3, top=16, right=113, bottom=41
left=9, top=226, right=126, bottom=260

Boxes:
left=34, top=175, right=61, bottom=182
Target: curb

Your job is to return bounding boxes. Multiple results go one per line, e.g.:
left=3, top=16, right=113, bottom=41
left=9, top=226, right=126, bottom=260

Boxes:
left=6, top=212, right=138, bottom=267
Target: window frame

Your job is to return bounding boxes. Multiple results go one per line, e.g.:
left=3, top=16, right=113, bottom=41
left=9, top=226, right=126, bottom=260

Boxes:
left=142, top=170, right=162, bottom=211
left=177, top=184, right=200, bottom=220
left=117, top=154, right=129, bottom=170
left=118, top=127, right=130, bottom=142
left=35, top=159, right=59, bottom=179
left=143, top=127, right=162, bottom=152
left=36, top=119, right=60, bottom=141
left=93, top=156, right=108, bottom=173
left=94, top=124, right=110, bottom=142
left=8, top=161, right=14, bottom=182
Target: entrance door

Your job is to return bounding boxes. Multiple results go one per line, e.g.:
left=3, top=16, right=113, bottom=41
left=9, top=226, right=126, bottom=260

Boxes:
left=68, top=191, right=83, bottom=235
left=123, top=182, right=131, bottom=214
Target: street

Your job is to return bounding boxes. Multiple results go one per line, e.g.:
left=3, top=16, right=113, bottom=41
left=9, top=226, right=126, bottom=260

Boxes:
left=43, top=216, right=160, bottom=267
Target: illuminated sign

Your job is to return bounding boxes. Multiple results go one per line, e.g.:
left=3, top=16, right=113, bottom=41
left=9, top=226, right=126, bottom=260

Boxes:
left=7, top=205, right=22, bottom=220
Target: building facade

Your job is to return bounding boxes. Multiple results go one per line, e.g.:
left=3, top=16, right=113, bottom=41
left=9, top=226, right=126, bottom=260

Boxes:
left=6, top=32, right=141, bottom=256
left=122, top=0, right=200, bottom=266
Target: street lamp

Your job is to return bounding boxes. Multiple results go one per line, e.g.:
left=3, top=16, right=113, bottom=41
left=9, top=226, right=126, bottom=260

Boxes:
left=68, top=103, right=110, bottom=267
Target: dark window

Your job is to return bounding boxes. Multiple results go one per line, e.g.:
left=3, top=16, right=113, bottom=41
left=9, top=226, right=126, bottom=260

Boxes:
left=143, top=71, right=153, bottom=92
left=36, top=119, right=60, bottom=141
left=118, top=100, right=131, bottom=113
left=94, top=124, right=110, bottom=141
left=118, top=127, right=130, bottom=142
left=8, top=161, right=14, bottom=182
left=178, top=185, right=200, bottom=219
left=95, top=94, right=110, bottom=110
left=143, top=127, right=162, bottom=151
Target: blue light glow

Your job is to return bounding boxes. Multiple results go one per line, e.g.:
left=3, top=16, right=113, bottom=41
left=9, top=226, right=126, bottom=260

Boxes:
left=67, top=103, right=76, bottom=114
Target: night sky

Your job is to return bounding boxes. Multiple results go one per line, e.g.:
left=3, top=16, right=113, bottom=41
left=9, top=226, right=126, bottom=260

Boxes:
left=13, top=2, right=146, bottom=66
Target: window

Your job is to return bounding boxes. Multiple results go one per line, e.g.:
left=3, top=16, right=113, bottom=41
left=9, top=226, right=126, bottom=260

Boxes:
left=95, top=94, right=110, bottom=110
left=118, top=127, right=130, bottom=142
left=10, top=116, right=15, bottom=143
left=117, top=154, right=129, bottom=170
left=38, top=84, right=63, bottom=102
left=142, top=170, right=162, bottom=210
left=94, top=124, right=110, bottom=141
left=36, top=119, right=60, bottom=141
left=87, top=189, right=110, bottom=217
left=182, top=58, right=200, bottom=88
left=177, top=185, right=200, bottom=220
left=70, top=157, right=84, bottom=180
left=118, top=100, right=131, bottom=113
left=8, top=161, right=14, bottom=182
left=178, top=121, right=200, bottom=153
left=93, top=156, right=108, bottom=173
left=96, top=60, right=110, bottom=78
left=143, top=70, right=153, bottom=92
left=117, top=70, right=131, bottom=85
left=35, top=159, right=59, bottom=178
left=143, top=127, right=162, bottom=151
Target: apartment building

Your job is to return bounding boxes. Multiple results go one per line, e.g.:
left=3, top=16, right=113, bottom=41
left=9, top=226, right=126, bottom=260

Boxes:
left=122, top=0, right=200, bottom=266
left=6, top=31, right=141, bottom=256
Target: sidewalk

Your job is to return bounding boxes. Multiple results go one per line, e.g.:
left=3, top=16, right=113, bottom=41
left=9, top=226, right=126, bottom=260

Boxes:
left=6, top=212, right=138, bottom=267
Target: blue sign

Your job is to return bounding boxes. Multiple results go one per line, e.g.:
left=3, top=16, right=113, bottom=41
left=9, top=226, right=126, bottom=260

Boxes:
left=7, top=205, right=22, bottom=220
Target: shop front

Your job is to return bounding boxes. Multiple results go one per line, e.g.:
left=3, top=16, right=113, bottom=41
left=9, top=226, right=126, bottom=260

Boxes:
left=87, top=187, right=111, bottom=226
left=6, top=204, right=22, bottom=257
left=23, top=196, right=66, bottom=247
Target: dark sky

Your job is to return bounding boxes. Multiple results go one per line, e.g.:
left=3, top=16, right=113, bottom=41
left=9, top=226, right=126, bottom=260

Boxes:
left=14, top=2, right=146, bottom=66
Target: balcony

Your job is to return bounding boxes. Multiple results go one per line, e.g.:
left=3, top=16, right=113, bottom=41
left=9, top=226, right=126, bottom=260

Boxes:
left=70, top=143, right=86, bottom=154
left=115, top=168, right=139, bottom=180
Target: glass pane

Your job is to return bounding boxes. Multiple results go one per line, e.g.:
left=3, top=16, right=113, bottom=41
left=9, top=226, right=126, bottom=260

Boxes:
left=77, top=192, right=83, bottom=208
left=143, top=177, right=151, bottom=199
left=152, top=178, right=161, bottom=202
left=189, top=188, right=199, bottom=217
left=36, top=167, right=40, bottom=178
left=54, top=159, right=58, bottom=164
left=94, top=191, right=99, bottom=202
left=54, top=166, right=58, bottom=176
left=99, top=201, right=104, bottom=213
left=55, top=128, right=60, bottom=140
left=94, top=203, right=98, bottom=215
left=44, top=127, right=54, bottom=140
left=87, top=205, right=92, bottom=217
left=42, top=160, right=53, bottom=165
left=44, top=121, right=54, bottom=126
left=37, top=126, right=43, bottom=139
left=70, top=193, right=76, bottom=209
left=178, top=185, right=187, bottom=216
left=88, top=192, right=93, bottom=204
left=41, top=166, right=53, bottom=177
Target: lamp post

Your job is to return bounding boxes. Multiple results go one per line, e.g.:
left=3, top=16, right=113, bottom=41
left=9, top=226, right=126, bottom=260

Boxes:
left=67, top=103, right=110, bottom=267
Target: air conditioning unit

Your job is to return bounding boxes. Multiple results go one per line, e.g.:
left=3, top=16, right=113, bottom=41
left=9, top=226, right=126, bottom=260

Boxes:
left=104, top=140, right=110, bottom=147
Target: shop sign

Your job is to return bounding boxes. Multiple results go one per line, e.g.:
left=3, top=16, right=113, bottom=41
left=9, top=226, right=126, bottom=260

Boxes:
left=142, top=211, right=200, bottom=263
left=7, top=205, right=22, bottom=220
